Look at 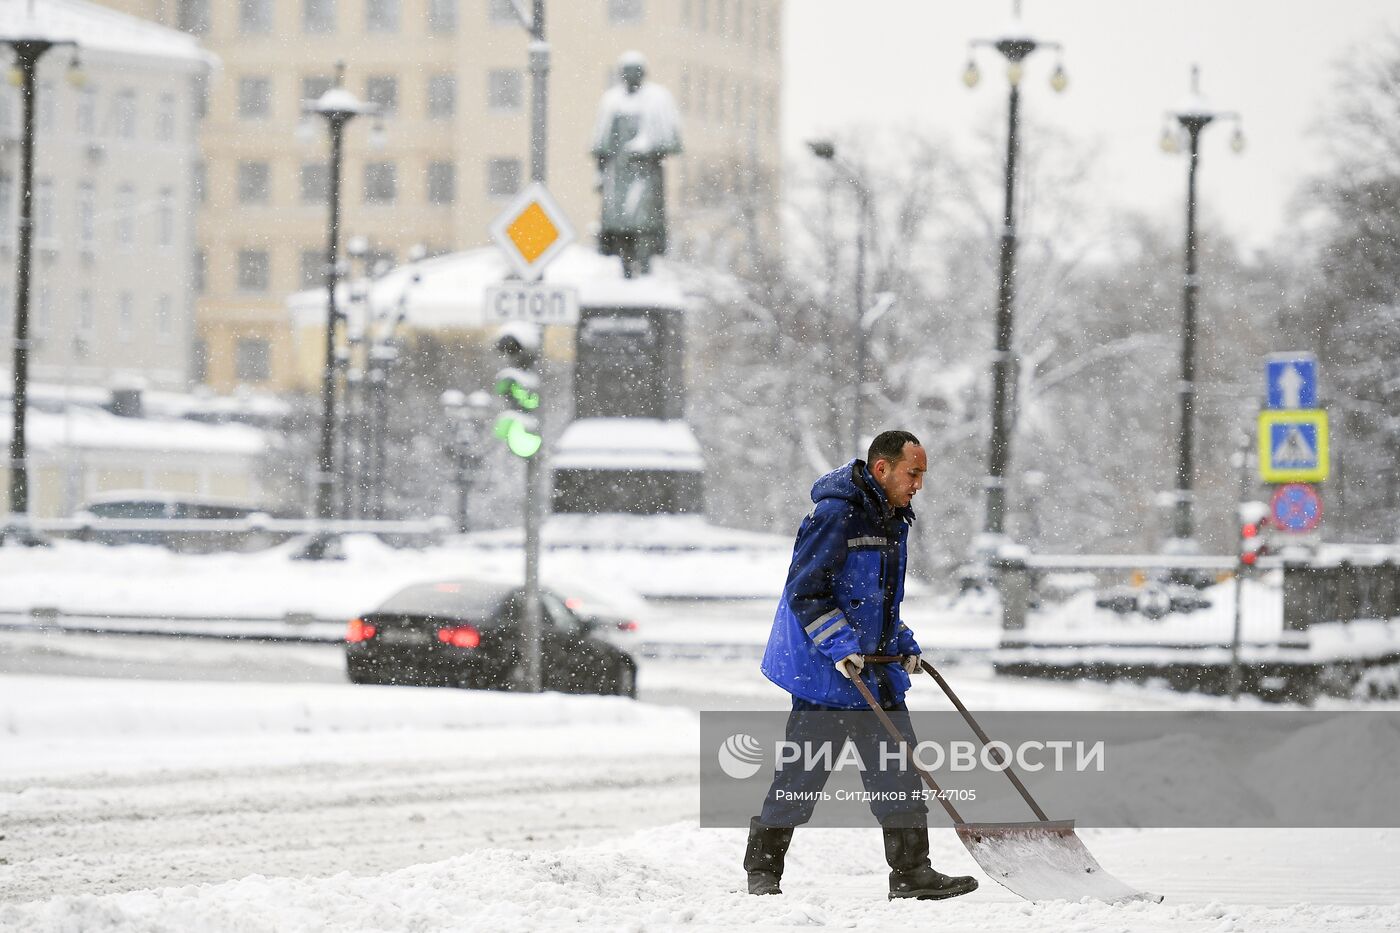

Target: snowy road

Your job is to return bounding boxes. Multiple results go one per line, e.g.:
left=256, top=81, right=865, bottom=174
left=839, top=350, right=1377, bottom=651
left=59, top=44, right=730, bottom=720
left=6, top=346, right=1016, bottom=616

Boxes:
left=3, top=627, right=1400, bottom=930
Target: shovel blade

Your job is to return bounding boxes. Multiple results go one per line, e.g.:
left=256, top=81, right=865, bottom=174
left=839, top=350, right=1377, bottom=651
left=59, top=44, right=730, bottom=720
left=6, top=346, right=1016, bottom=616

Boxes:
left=956, top=821, right=1161, bottom=904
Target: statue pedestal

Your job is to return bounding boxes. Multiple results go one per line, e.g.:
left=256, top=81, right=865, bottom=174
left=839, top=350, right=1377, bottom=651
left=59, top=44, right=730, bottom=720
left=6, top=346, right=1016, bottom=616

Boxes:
left=552, top=280, right=703, bottom=516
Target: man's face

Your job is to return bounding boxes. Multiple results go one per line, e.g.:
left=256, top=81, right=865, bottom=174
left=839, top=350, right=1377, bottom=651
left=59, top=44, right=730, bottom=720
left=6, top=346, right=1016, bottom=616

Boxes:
left=872, top=443, right=927, bottom=509
left=621, top=64, right=645, bottom=93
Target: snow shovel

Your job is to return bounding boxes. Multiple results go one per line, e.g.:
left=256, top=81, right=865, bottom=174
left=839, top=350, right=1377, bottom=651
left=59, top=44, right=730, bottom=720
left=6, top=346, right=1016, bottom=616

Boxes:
left=852, top=655, right=1161, bottom=904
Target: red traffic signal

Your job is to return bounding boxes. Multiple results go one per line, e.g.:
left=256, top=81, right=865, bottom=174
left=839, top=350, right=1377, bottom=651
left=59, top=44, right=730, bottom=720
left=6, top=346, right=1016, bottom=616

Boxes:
left=1240, top=520, right=1267, bottom=566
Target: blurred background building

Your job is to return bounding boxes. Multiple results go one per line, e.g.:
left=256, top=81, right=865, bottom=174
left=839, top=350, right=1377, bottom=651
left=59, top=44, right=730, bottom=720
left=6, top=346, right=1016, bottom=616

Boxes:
left=93, top=0, right=785, bottom=392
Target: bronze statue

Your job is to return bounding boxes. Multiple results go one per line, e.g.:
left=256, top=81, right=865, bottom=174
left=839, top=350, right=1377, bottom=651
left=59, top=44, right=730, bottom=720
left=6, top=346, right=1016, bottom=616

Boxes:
left=591, top=52, right=683, bottom=278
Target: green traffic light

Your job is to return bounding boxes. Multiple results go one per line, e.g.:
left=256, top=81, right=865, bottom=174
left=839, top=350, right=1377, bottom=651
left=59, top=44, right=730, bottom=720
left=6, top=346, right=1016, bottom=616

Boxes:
left=505, top=419, right=542, bottom=458
left=493, top=413, right=542, bottom=458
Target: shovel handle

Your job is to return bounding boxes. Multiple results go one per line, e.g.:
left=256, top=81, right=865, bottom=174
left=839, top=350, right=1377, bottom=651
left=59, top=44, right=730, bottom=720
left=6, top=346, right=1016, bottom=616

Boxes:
left=846, top=671, right=966, bottom=825
left=861, top=653, right=1051, bottom=824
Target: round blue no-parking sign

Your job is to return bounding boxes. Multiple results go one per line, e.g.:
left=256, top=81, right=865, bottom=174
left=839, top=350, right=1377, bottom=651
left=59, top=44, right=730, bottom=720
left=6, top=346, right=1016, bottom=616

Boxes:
left=1270, top=483, right=1322, bottom=533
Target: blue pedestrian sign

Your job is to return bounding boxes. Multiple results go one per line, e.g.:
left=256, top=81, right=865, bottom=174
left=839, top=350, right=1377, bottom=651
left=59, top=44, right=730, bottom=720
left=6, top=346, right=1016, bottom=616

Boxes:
left=1266, top=354, right=1317, bottom=410
left=1258, top=409, right=1330, bottom=483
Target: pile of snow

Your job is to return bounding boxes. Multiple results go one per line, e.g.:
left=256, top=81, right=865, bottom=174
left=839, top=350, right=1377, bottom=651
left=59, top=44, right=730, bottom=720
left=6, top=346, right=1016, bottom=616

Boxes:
left=5, top=822, right=1398, bottom=932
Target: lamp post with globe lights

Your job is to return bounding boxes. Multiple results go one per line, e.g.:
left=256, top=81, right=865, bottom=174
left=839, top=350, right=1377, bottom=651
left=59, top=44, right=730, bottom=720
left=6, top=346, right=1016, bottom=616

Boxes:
left=300, top=63, right=381, bottom=544
left=1158, top=65, right=1244, bottom=552
left=961, top=4, right=1067, bottom=549
left=1, top=16, right=82, bottom=545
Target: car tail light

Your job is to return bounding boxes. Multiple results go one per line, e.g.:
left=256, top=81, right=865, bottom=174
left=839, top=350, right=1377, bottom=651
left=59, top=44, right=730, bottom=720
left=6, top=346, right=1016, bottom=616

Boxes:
left=617, top=620, right=639, bottom=632
left=564, top=597, right=583, bottom=610
left=437, top=624, right=481, bottom=649
left=346, top=618, right=377, bottom=642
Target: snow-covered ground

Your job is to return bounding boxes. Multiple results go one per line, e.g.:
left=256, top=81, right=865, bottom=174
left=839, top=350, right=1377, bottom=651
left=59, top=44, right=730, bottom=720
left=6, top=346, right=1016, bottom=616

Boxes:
left=3, top=538, right=1399, bottom=930
left=3, top=647, right=1399, bottom=931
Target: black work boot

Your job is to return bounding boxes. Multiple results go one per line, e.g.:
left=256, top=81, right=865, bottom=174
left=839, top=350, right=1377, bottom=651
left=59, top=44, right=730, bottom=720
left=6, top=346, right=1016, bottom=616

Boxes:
left=883, top=825, right=979, bottom=901
left=742, top=817, right=793, bottom=895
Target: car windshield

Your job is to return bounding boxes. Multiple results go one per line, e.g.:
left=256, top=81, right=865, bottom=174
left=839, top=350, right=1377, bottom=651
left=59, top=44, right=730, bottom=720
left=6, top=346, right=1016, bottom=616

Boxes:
left=374, top=580, right=516, bottom=620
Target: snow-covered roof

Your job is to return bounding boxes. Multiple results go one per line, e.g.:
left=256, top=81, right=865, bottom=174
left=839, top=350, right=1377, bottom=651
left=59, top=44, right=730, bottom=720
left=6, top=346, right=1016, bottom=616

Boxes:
left=0, top=0, right=216, bottom=70
left=288, top=245, right=690, bottom=333
left=3, top=405, right=268, bottom=456
left=552, top=418, right=704, bottom=472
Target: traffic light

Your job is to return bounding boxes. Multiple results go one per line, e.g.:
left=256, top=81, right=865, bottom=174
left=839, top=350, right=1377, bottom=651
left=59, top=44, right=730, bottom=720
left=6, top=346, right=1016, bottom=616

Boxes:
left=1237, top=512, right=1271, bottom=563
left=493, top=324, right=542, bottom=459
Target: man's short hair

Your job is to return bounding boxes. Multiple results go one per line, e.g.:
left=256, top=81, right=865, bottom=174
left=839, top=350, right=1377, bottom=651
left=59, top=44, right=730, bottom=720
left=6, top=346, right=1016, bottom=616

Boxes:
left=867, top=430, right=921, bottom=467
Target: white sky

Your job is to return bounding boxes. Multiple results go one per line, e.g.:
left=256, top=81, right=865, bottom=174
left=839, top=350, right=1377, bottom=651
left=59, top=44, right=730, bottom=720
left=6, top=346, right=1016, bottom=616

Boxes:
left=783, top=0, right=1400, bottom=251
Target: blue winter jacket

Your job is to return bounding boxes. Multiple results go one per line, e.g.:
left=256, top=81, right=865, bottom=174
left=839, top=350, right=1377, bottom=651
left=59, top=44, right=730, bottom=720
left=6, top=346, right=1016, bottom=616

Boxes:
left=760, top=459, right=922, bottom=709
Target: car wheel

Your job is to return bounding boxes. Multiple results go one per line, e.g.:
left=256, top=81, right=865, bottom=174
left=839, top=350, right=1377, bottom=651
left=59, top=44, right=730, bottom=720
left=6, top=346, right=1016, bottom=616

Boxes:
left=611, top=660, right=637, bottom=699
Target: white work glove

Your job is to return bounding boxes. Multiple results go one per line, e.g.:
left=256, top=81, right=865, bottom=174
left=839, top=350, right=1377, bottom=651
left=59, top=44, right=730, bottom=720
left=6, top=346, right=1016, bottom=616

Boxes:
left=836, top=653, right=865, bottom=679
left=902, top=654, right=922, bottom=676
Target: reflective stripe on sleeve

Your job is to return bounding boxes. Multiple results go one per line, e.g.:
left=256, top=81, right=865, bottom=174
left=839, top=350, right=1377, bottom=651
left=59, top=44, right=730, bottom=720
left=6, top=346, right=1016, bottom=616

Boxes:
left=804, top=608, right=843, bottom=635
left=847, top=536, right=887, bottom=547
left=812, top=619, right=850, bottom=645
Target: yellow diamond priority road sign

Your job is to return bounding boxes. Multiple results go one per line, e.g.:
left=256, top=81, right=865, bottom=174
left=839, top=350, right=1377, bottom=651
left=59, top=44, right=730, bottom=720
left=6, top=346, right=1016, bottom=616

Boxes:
left=489, top=183, right=575, bottom=283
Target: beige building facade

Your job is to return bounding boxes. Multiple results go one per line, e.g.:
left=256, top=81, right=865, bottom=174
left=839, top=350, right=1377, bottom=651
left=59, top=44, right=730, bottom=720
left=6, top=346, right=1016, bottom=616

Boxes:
left=95, top=0, right=784, bottom=393
left=0, top=0, right=211, bottom=392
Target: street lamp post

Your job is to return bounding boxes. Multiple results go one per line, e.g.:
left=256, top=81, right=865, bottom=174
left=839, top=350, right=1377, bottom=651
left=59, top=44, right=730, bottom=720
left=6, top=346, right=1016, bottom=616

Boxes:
left=503, top=0, right=550, bottom=692
left=302, top=64, right=377, bottom=542
left=963, top=8, right=1067, bottom=544
left=1159, top=66, right=1243, bottom=550
left=2, top=26, right=79, bottom=546
left=806, top=140, right=875, bottom=458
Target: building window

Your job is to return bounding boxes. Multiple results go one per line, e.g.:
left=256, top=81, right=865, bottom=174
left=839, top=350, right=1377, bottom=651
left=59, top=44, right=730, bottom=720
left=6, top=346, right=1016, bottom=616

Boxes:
left=487, top=68, right=523, bottom=112
left=715, top=0, right=726, bottom=36
left=238, top=161, right=271, bottom=204
left=0, top=173, right=10, bottom=241
left=749, top=0, right=760, bottom=47
left=427, top=73, right=456, bottom=119
left=698, top=0, right=708, bottom=31
left=302, top=75, right=334, bottom=105
left=118, top=292, right=134, bottom=341
left=237, top=249, right=270, bottom=292
left=156, top=93, right=176, bottom=141
left=679, top=66, right=690, bottom=112
left=38, top=82, right=55, bottom=132
left=426, top=160, right=455, bottom=204
left=177, top=0, right=211, bottom=34
left=76, top=86, right=96, bottom=135
left=235, top=338, right=272, bottom=382
left=366, top=0, right=398, bottom=32
left=489, top=0, right=519, bottom=24
left=304, top=0, right=336, bottom=34
left=487, top=157, right=520, bottom=198
left=193, top=159, right=207, bottom=204
left=301, top=249, right=325, bottom=288
left=116, top=184, right=135, bottom=247
left=427, top=0, right=456, bottom=34
left=158, top=188, right=175, bottom=248
left=733, top=0, right=743, bottom=41
left=78, top=290, right=95, bottom=334
left=114, top=89, right=136, bottom=139
left=192, top=338, right=208, bottom=383
left=240, top=0, right=273, bottom=33
left=767, top=4, right=777, bottom=50
left=300, top=161, right=328, bottom=203
left=238, top=76, right=272, bottom=120
left=33, top=288, right=50, bottom=338
left=191, top=72, right=209, bottom=120
left=363, top=161, right=397, bottom=203
left=35, top=178, right=53, bottom=243
left=681, top=0, right=690, bottom=27
left=193, top=249, right=206, bottom=294
left=609, top=0, right=643, bottom=24
left=365, top=75, right=397, bottom=116
left=157, top=295, right=175, bottom=341
left=78, top=182, right=96, bottom=247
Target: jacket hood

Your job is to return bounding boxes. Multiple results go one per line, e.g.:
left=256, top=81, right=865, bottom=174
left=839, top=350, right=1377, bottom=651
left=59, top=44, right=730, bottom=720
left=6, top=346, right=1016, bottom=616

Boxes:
left=810, top=459, right=915, bottom=522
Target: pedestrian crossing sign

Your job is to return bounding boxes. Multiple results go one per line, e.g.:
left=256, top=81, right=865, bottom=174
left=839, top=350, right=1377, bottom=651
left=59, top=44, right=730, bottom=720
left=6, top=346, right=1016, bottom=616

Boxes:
left=1258, top=409, right=1329, bottom=483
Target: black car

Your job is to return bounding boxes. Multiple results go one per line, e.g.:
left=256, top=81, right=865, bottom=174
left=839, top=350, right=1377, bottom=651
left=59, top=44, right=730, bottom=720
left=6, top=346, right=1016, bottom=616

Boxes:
left=345, top=578, right=638, bottom=698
